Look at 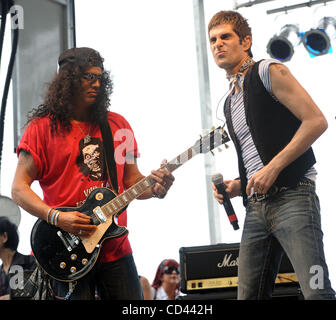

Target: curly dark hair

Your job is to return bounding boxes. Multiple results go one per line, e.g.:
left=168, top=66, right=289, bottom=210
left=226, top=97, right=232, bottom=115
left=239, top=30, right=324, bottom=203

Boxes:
left=25, top=47, right=113, bottom=134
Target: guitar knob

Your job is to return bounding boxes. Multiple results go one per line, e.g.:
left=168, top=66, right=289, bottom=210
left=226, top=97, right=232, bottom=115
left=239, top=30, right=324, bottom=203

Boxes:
left=82, top=258, right=88, bottom=266
left=60, top=262, right=66, bottom=269
left=95, top=192, right=104, bottom=201
left=70, top=266, right=77, bottom=273
left=70, top=254, right=77, bottom=261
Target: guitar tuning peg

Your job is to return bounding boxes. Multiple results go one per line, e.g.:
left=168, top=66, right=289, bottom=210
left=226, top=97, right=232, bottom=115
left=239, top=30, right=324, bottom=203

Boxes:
left=225, top=144, right=229, bottom=149
left=210, top=150, right=215, bottom=156
left=218, top=147, right=222, bottom=152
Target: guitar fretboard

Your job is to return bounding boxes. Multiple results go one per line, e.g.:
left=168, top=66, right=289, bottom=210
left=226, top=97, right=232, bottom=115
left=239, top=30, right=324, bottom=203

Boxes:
left=101, top=146, right=198, bottom=217
left=100, top=127, right=227, bottom=219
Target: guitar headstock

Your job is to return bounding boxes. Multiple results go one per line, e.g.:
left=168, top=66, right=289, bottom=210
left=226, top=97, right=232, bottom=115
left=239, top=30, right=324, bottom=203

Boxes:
left=193, top=126, right=230, bottom=155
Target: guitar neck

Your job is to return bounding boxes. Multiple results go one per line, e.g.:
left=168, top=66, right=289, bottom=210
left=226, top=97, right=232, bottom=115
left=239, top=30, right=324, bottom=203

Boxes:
left=164, top=146, right=198, bottom=173
left=101, top=146, right=199, bottom=216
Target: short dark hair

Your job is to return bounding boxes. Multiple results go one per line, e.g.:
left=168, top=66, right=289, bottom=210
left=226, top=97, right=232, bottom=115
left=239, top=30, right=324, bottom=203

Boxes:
left=208, top=10, right=253, bottom=57
left=0, top=217, right=19, bottom=251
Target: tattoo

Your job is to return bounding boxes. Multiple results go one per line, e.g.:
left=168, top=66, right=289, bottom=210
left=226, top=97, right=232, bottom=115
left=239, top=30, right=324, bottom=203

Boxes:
left=17, top=149, right=38, bottom=179
left=18, top=150, right=31, bottom=165
left=280, top=69, right=288, bottom=76
left=19, top=150, right=31, bottom=157
left=275, top=64, right=288, bottom=77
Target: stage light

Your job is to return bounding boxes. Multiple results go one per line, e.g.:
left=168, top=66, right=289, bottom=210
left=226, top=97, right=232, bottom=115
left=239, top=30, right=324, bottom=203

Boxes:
left=267, top=24, right=300, bottom=62
left=302, top=17, right=336, bottom=57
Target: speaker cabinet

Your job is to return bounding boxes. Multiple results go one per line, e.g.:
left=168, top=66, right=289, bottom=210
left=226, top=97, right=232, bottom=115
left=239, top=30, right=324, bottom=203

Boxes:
left=179, top=243, right=300, bottom=299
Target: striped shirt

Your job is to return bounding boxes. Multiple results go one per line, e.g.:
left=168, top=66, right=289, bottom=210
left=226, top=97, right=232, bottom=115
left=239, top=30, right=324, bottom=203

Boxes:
left=229, top=59, right=316, bottom=183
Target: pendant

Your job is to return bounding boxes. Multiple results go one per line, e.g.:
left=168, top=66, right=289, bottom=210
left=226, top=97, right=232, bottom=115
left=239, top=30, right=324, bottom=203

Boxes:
left=84, top=135, right=91, bottom=144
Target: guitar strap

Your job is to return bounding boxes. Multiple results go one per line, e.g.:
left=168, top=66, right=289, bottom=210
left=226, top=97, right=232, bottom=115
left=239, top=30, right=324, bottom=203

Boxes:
left=99, top=118, right=119, bottom=195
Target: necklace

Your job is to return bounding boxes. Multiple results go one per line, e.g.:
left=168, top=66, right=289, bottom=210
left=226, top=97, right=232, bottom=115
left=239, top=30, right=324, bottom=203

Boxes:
left=73, top=121, right=91, bottom=143
left=237, top=56, right=253, bottom=74
left=227, top=56, right=254, bottom=91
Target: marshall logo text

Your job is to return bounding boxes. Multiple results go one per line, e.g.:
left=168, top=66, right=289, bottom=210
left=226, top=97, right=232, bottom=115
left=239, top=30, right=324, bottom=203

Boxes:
left=217, top=254, right=239, bottom=268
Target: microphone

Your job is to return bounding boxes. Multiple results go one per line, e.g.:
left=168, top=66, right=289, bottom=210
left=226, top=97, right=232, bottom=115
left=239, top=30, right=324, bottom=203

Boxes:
left=212, top=173, right=239, bottom=230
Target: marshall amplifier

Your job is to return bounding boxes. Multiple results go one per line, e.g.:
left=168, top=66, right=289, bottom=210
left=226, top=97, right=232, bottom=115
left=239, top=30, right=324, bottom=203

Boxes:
left=179, top=243, right=298, bottom=294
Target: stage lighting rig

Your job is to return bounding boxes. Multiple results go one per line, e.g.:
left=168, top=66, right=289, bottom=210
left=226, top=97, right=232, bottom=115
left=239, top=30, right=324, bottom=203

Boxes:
left=266, top=24, right=300, bottom=62
left=302, top=17, right=336, bottom=56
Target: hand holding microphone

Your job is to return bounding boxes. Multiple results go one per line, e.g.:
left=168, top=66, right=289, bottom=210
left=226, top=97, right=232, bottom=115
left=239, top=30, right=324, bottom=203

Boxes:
left=212, top=173, right=239, bottom=230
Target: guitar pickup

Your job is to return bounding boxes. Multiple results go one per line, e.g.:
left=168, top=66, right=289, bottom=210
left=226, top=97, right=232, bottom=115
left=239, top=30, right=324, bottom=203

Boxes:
left=93, top=206, right=107, bottom=223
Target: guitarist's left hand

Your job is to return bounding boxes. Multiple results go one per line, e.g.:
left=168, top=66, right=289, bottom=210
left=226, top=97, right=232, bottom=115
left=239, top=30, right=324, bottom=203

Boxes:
left=150, top=159, right=175, bottom=198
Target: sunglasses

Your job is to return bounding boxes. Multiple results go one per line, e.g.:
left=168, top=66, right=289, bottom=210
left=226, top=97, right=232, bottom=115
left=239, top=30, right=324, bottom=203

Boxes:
left=82, top=73, right=102, bottom=82
left=163, top=266, right=180, bottom=275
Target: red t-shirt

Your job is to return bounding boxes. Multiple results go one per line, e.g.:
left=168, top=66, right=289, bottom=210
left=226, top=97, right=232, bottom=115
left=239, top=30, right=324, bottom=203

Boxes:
left=17, top=112, right=140, bottom=262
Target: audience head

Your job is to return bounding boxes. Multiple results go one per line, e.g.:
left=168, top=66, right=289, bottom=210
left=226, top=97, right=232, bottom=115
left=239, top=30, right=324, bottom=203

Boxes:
left=0, top=217, right=19, bottom=252
left=152, top=259, right=180, bottom=290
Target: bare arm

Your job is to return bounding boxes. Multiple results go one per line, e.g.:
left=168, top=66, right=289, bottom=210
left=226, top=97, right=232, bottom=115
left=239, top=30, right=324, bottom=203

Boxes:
left=139, top=276, right=154, bottom=300
left=11, top=151, right=96, bottom=236
left=11, top=150, right=50, bottom=220
left=246, top=63, right=327, bottom=195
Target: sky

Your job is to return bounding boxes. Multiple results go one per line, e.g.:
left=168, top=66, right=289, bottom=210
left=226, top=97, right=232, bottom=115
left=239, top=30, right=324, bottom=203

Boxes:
left=1, top=0, right=336, bottom=291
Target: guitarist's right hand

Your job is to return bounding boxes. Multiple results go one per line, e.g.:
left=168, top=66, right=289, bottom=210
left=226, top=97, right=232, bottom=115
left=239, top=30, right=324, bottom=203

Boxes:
left=57, top=211, right=97, bottom=237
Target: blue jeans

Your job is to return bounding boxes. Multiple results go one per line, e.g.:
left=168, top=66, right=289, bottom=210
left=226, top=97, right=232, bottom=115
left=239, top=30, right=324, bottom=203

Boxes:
left=238, top=181, right=335, bottom=300
left=52, top=254, right=143, bottom=300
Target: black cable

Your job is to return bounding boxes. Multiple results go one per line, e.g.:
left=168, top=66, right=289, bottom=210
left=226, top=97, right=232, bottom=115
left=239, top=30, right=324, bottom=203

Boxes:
left=0, top=0, right=19, bottom=189
left=71, top=0, right=76, bottom=47
left=0, top=0, right=9, bottom=68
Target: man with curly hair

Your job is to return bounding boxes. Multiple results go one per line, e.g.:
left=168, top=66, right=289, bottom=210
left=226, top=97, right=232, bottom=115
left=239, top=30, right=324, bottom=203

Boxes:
left=209, top=11, right=335, bottom=299
left=11, top=47, right=174, bottom=300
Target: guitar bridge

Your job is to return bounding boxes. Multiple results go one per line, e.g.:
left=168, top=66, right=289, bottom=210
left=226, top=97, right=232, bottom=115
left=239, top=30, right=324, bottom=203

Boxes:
left=93, top=206, right=107, bottom=223
left=57, top=231, right=80, bottom=252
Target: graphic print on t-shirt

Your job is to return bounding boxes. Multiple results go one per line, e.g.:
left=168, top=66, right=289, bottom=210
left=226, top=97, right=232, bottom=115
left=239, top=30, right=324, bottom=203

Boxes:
left=76, top=136, right=106, bottom=181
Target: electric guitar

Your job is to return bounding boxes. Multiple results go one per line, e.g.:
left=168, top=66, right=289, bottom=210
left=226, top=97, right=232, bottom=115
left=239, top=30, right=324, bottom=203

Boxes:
left=30, top=127, right=229, bottom=282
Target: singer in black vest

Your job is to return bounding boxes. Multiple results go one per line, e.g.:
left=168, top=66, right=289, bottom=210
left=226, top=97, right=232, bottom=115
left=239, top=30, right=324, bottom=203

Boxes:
left=209, top=10, right=335, bottom=300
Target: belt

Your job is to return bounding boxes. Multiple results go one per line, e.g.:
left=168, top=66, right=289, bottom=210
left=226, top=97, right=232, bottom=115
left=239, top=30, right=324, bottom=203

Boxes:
left=249, top=178, right=315, bottom=202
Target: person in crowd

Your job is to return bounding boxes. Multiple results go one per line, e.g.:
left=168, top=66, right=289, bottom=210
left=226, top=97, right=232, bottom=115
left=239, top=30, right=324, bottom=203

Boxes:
left=152, top=259, right=180, bottom=300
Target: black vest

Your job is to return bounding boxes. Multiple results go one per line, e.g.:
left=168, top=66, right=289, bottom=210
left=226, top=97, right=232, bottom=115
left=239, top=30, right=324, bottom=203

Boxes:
left=224, top=60, right=316, bottom=206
